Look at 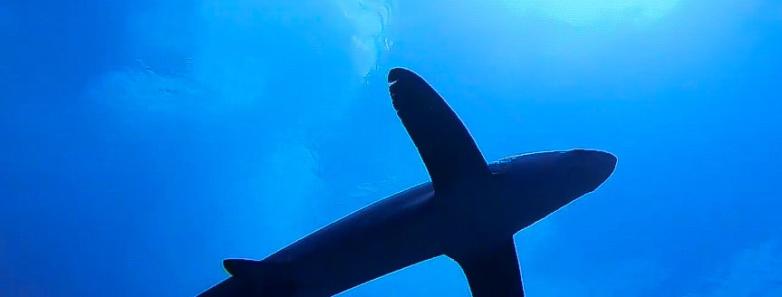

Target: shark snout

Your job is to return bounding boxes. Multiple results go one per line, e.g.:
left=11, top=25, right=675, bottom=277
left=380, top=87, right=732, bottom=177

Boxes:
left=569, top=149, right=617, bottom=187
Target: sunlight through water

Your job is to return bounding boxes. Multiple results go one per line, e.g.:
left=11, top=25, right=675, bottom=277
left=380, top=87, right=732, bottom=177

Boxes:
left=504, top=0, right=680, bottom=25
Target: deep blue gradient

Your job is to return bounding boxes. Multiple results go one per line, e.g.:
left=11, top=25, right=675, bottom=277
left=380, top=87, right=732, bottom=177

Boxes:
left=1, top=1, right=780, bottom=296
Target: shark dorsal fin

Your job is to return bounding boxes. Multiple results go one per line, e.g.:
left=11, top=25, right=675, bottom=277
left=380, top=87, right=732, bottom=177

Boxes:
left=388, top=68, right=491, bottom=193
left=223, top=258, right=264, bottom=277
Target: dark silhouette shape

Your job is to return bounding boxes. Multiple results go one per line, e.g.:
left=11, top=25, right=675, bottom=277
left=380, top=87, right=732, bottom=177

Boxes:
left=199, top=68, right=617, bottom=297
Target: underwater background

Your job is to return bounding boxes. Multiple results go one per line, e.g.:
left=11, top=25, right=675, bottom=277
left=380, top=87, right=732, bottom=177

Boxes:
left=1, top=0, right=781, bottom=296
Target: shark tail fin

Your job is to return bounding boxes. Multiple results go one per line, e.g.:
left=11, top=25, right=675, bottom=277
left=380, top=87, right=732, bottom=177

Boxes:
left=197, top=259, right=297, bottom=297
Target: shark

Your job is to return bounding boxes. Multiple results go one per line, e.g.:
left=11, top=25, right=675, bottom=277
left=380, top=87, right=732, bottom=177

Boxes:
left=198, top=68, right=617, bottom=297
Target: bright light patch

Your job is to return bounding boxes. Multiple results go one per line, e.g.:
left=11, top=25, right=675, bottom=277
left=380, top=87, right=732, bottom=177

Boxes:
left=338, top=0, right=392, bottom=78
left=87, top=63, right=206, bottom=114
left=505, top=0, right=679, bottom=25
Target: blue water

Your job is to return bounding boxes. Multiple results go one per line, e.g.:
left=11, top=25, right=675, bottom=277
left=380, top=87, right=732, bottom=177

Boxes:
left=2, top=1, right=781, bottom=296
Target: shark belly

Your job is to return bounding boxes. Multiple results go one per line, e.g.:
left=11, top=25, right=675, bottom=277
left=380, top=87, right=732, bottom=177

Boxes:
left=266, top=183, right=443, bottom=296
left=200, top=68, right=617, bottom=297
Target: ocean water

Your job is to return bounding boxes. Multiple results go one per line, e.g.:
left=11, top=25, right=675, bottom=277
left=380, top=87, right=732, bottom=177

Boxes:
left=1, top=1, right=781, bottom=296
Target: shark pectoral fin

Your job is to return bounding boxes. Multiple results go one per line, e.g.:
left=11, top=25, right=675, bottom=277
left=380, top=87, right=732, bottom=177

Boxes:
left=388, top=68, right=491, bottom=193
left=454, top=239, right=525, bottom=297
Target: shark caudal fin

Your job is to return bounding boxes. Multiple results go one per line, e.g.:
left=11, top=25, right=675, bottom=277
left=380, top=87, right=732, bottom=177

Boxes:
left=197, top=259, right=296, bottom=297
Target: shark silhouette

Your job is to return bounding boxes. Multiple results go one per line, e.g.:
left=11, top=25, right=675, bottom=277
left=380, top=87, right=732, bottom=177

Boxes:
left=199, top=68, right=617, bottom=297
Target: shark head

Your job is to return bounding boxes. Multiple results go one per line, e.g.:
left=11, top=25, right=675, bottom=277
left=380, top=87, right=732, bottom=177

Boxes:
left=492, top=149, right=617, bottom=224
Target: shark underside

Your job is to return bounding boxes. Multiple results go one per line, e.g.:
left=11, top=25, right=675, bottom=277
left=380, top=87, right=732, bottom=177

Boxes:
left=198, top=68, right=617, bottom=297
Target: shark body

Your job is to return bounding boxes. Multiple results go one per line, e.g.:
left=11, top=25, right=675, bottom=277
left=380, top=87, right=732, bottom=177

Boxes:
left=199, top=68, right=617, bottom=297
